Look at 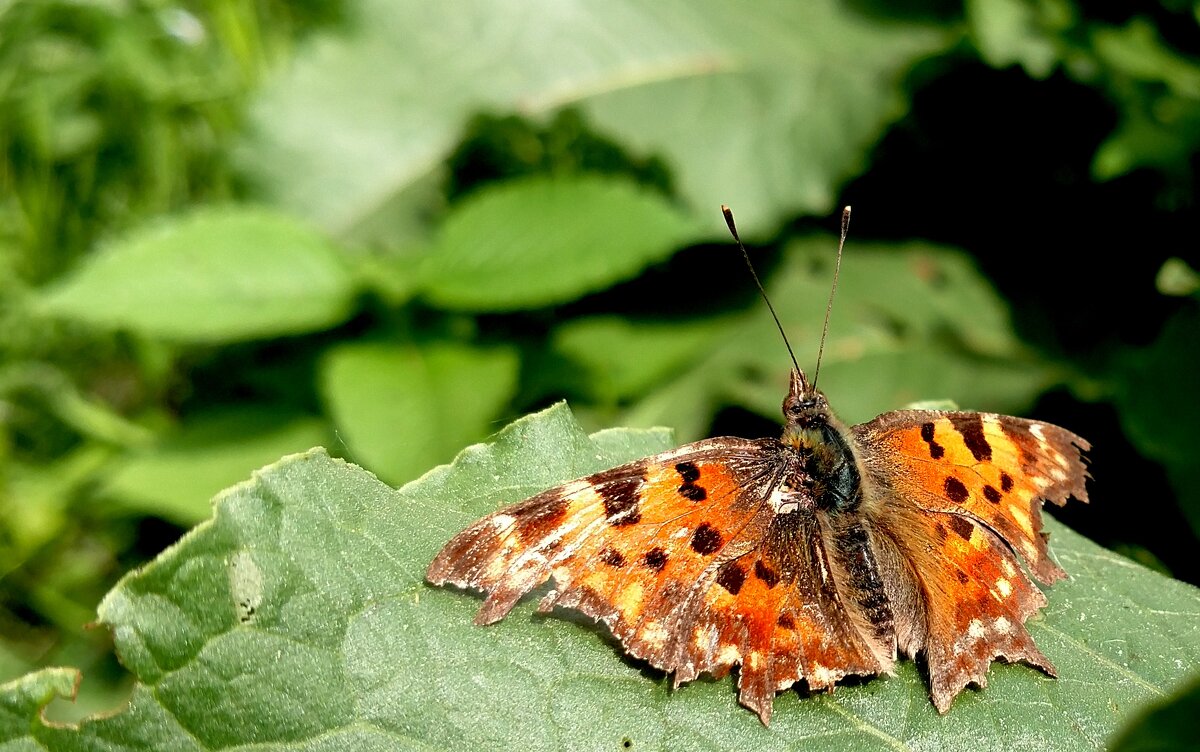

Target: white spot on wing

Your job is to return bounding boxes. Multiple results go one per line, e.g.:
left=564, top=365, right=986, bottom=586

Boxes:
left=807, top=661, right=835, bottom=688
left=968, top=618, right=986, bottom=639
left=694, top=624, right=718, bottom=653
left=1009, top=502, right=1032, bottom=530
left=768, top=487, right=802, bottom=514
left=717, top=643, right=740, bottom=665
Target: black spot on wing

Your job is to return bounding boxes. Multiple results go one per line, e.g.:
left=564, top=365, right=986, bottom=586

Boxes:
left=1000, top=472, right=1014, bottom=492
left=675, top=462, right=700, bottom=483
left=944, top=476, right=969, bottom=503
left=598, top=547, right=626, bottom=567
left=983, top=485, right=1002, bottom=503
left=690, top=523, right=722, bottom=555
left=950, top=413, right=992, bottom=462
left=920, top=421, right=945, bottom=459
left=643, top=547, right=668, bottom=571
left=753, top=560, right=780, bottom=588
left=601, top=474, right=643, bottom=526
left=777, top=613, right=795, bottom=630
left=675, top=461, right=707, bottom=502
left=715, top=561, right=746, bottom=595
left=947, top=515, right=974, bottom=542
left=678, top=484, right=707, bottom=502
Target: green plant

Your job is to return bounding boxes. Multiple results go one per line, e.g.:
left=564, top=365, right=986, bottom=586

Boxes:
left=1, top=0, right=1196, bottom=747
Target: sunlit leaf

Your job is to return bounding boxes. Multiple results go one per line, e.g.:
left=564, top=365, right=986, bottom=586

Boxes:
left=241, top=0, right=951, bottom=241
left=421, top=176, right=701, bottom=310
left=103, top=409, right=331, bottom=526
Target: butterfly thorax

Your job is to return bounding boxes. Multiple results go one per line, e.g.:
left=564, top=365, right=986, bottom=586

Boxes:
left=779, top=369, right=862, bottom=514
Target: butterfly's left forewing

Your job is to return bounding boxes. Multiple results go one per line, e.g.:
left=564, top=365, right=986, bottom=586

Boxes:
left=427, top=438, right=767, bottom=627
left=427, top=438, right=888, bottom=723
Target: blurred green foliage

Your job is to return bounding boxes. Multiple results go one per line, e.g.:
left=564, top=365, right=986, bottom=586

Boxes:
left=0, top=0, right=1196, bottom=744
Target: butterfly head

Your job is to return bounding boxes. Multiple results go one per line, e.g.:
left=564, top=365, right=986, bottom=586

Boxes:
left=781, top=368, right=862, bottom=513
left=781, top=368, right=836, bottom=443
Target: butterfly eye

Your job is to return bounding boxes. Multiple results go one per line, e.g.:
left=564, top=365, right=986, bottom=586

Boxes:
left=789, top=397, right=818, bottom=413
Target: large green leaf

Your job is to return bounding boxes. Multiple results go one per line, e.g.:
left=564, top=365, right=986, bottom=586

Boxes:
left=965, top=0, right=1061, bottom=78
left=3, top=404, right=1198, bottom=750
left=554, top=313, right=737, bottom=404
left=1089, top=18, right=1200, bottom=181
left=420, top=176, right=702, bottom=310
left=37, top=207, right=357, bottom=343
left=241, top=0, right=951, bottom=241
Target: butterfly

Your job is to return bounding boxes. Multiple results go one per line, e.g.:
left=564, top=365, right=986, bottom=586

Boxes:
left=426, top=206, right=1091, bottom=724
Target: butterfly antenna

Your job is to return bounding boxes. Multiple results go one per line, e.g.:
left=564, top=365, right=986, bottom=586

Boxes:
left=721, top=205, right=801, bottom=376
left=811, top=206, right=851, bottom=389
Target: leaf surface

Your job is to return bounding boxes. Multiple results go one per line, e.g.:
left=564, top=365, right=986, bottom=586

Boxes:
left=38, top=208, right=357, bottom=343
left=2, top=405, right=1197, bottom=750
left=240, top=0, right=951, bottom=240
left=421, top=176, right=701, bottom=310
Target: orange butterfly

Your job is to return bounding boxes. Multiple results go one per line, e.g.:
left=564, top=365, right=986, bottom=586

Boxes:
left=427, top=207, right=1090, bottom=723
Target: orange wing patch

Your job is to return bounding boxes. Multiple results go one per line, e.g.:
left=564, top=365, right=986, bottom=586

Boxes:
left=854, top=409, right=1090, bottom=711
left=681, top=522, right=891, bottom=723
left=855, top=411, right=1090, bottom=583
left=538, top=456, right=764, bottom=647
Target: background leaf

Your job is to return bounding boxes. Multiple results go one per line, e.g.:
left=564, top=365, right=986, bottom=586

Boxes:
left=319, top=341, right=521, bottom=485
left=101, top=409, right=331, bottom=526
left=582, top=235, right=1062, bottom=439
left=1110, top=675, right=1200, bottom=752
left=3, top=0, right=1197, bottom=744
left=37, top=207, right=357, bottom=343
left=1112, top=303, right=1200, bottom=539
left=241, top=0, right=952, bottom=239
left=554, top=314, right=737, bottom=404
left=3, top=405, right=1197, bottom=750
left=421, top=175, right=702, bottom=310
